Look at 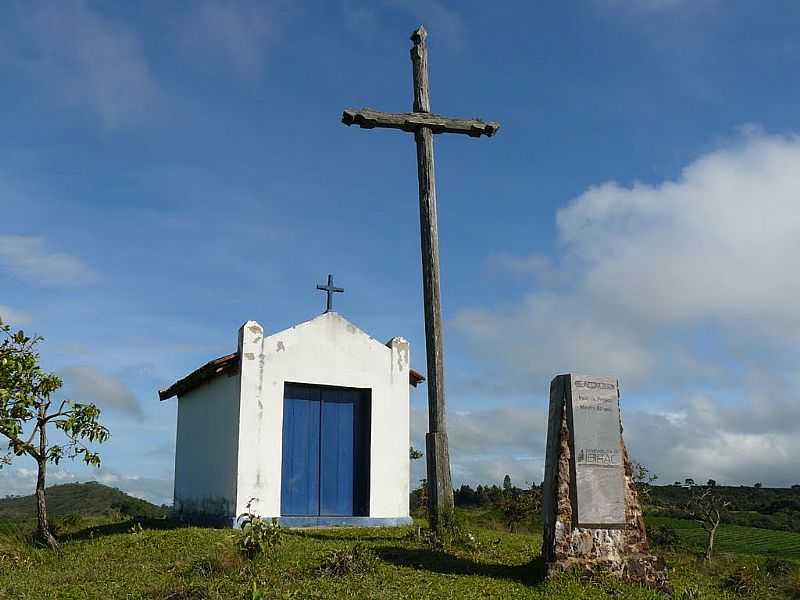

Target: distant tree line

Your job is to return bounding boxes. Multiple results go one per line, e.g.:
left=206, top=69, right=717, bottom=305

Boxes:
left=411, top=475, right=543, bottom=533
left=651, top=483, right=800, bottom=534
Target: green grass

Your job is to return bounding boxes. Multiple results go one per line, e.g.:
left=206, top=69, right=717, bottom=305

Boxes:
left=647, top=516, right=800, bottom=559
left=1, top=512, right=799, bottom=599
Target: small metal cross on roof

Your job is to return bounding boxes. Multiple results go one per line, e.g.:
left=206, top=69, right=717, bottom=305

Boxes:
left=316, top=274, right=344, bottom=313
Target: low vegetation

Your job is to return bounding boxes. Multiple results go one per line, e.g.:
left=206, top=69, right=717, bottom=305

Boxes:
left=2, top=506, right=800, bottom=599
left=3, top=477, right=800, bottom=597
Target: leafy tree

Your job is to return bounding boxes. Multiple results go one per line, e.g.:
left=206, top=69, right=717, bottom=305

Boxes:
left=0, top=319, right=109, bottom=548
left=630, top=460, right=658, bottom=505
left=409, top=446, right=423, bottom=460
left=687, top=486, right=730, bottom=561
left=754, top=482, right=762, bottom=489
left=502, top=474, right=512, bottom=493
left=706, top=479, right=717, bottom=488
left=685, top=478, right=696, bottom=487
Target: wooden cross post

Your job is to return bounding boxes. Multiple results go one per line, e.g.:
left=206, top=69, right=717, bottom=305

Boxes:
left=341, top=26, right=499, bottom=531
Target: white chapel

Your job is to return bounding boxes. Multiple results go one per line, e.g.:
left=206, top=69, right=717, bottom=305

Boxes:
left=158, top=307, right=423, bottom=527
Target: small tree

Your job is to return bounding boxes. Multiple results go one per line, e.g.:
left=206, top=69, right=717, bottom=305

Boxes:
left=687, top=486, right=730, bottom=561
left=502, top=474, right=512, bottom=493
left=0, top=320, right=109, bottom=548
left=500, top=483, right=541, bottom=532
left=706, top=479, right=717, bottom=488
left=630, top=460, right=658, bottom=506
left=409, top=446, right=423, bottom=460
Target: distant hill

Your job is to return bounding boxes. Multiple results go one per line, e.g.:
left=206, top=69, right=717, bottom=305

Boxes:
left=0, top=481, right=168, bottom=520
left=651, top=484, right=800, bottom=533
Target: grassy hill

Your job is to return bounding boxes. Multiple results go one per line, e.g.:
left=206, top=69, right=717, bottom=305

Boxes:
left=0, top=481, right=167, bottom=520
left=1, top=508, right=800, bottom=599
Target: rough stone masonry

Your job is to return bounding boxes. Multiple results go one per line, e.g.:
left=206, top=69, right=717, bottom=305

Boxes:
left=542, top=374, right=670, bottom=592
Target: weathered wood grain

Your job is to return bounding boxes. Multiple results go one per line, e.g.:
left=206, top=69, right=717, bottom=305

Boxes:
left=415, top=125, right=446, bottom=435
left=341, top=109, right=499, bottom=138
left=411, top=26, right=431, bottom=114
left=340, top=25, right=500, bottom=532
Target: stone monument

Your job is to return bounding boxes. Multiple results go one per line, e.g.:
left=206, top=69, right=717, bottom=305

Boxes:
left=542, top=374, right=669, bottom=591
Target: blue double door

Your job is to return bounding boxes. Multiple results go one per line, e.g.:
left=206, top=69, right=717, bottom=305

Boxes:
left=280, top=383, right=371, bottom=517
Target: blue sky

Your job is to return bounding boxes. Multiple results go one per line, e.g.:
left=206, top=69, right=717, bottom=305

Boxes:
left=3, top=0, right=800, bottom=504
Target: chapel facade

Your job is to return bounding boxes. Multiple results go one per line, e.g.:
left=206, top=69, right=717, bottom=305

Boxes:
left=159, top=312, right=422, bottom=527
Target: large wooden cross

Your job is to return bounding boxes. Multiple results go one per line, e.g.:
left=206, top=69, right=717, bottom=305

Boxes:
left=341, top=26, right=499, bottom=530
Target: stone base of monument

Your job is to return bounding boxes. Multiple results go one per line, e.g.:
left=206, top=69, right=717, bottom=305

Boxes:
left=542, top=374, right=670, bottom=593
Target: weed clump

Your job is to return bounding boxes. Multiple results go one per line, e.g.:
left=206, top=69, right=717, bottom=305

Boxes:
left=0, top=542, right=30, bottom=574
left=763, top=556, right=792, bottom=577
left=237, top=498, right=282, bottom=560
left=315, top=544, right=377, bottom=577
left=647, top=524, right=679, bottom=551
left=719, top=564, right=763, bottom=595
left=674, top=584, right=702, bottom=600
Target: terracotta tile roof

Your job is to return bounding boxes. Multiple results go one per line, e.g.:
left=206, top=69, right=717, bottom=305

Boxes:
left=409, top=369, right=426, bottom=387
left=159, top=354, right=426, bottom=400
left=158, top=352, right=239, bottom=401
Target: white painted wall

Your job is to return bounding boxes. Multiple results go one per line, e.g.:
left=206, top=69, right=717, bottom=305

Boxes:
left=174, top=372, right=241, bottom=518
left=235, top=313, right=411, bottom=520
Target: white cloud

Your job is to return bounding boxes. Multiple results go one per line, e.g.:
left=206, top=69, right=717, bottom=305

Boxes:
left=0, top=305, right=32, bottom=326
left=0, top=235, right=95, bottom=286
left=0, top=464, right=171, bottom=506
left=61, top=367, right=144, bottom=420
left=557, top=131, right=800, bottom=336
left=625, top=392, right=800, bottom=487
left=455, top=130, right=800, bottom=486
left=411, top=406, right=547, bottom=488
left=189, top=1, right=287, bottom=77
left=16, top=0, right=163, bottom=130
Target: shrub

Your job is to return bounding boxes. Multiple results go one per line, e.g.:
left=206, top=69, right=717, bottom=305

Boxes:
left=499, top=485, right=541, bottom=533
left=764, top=556, right=793, bottom=577
left=647, top=524, right=679, bottom=550
left=315, top=544, right=377, bottom=577
left=237, top=498, right=282, bottom=560
left=720, top=565, right=763, bottom=595
left=59, top=513, right=84, bottom=531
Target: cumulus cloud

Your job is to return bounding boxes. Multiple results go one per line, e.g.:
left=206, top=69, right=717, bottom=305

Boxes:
left=12, top=0, right=163, bottom=130
left=0, top=235, right=95, bottom=287
left=458, top=131, right=800, bottom=383
left=411, top=406, right=547, bottom=488
left=455, top=130, right=800, bottom=487
left=61, top=367, right=144, bottom=420
left=624, top=393, right=800, bottom=487
left=0, top=305, right=32, bottom=326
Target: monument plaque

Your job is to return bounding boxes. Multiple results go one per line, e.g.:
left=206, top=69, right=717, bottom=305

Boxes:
left=568, top=375, right=626, bottom=526
left=541, top=373, right=670, bottom=592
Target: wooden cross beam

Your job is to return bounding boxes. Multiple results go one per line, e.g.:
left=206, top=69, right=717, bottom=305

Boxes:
left=342, top=109, right=499, bottom=138
left=341, top=25, right=499, bottom=531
